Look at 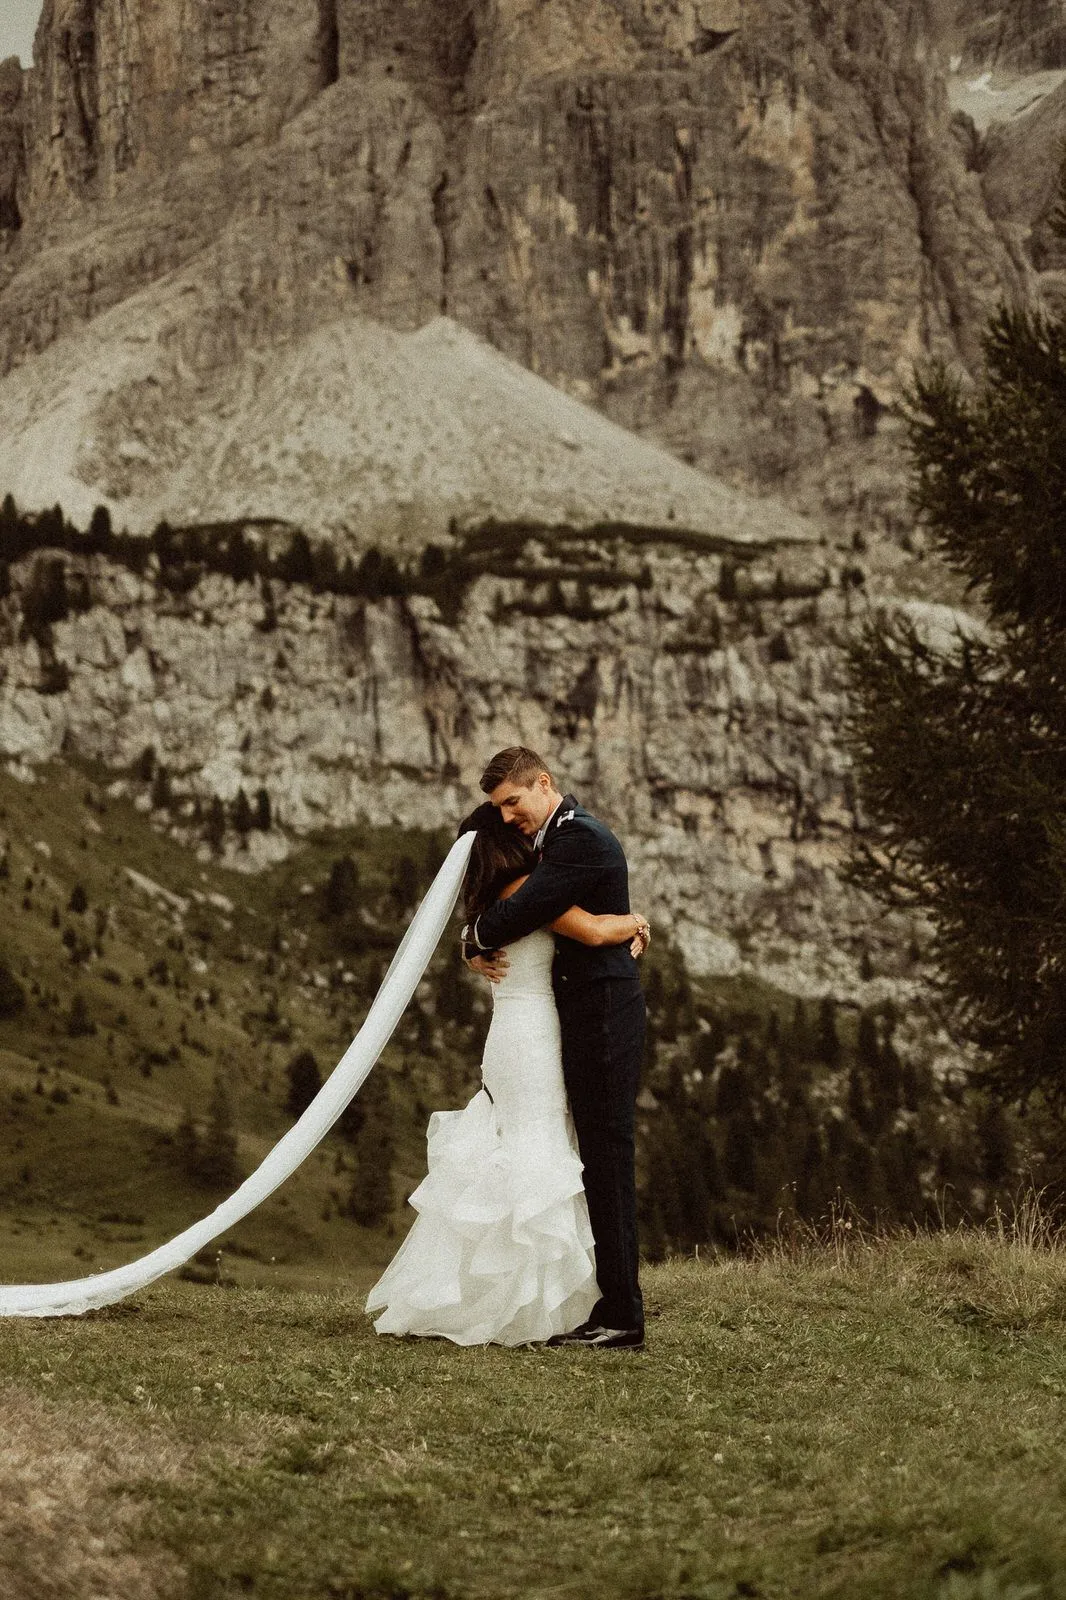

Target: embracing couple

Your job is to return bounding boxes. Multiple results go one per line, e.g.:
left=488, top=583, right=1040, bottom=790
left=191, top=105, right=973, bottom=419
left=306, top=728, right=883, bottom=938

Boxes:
left=366, top=746, right=650, bottom=1352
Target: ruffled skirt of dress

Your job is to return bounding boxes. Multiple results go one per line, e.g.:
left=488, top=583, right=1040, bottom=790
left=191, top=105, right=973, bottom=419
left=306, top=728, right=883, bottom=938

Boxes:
left=366, top=1089, right=598, bottom=1346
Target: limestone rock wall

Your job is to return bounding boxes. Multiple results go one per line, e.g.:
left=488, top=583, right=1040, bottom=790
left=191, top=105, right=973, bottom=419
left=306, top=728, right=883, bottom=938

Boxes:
left=0, top=58, right=23, bottom=244
left=0, top=535, right=911, bottom=996
left=981, top=81, right=1066, bottom=283
left=449, top=1, right=1015, bottom=399
left=950, top=1, right=1066, bottom=71
left=0, top=0, right=1046, bottom=1009
left=23, top=0, right=328, bottom=204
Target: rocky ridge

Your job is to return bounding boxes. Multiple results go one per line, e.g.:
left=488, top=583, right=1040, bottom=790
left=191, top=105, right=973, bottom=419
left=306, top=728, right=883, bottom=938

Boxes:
left=0, top=526, right=906, bottom=999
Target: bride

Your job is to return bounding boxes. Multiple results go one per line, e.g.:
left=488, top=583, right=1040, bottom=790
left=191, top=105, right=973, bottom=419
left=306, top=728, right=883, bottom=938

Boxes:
left=366, top=804, right=648, bottom=1347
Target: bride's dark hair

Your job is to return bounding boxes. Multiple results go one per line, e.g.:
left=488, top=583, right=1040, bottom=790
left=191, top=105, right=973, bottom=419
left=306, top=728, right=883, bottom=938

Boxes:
left=458, top=802, right=535, bottom=923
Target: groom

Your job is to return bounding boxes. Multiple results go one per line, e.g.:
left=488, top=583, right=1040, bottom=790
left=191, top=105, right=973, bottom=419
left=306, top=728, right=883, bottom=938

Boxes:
left=463, top=746, right=648, bottom=1350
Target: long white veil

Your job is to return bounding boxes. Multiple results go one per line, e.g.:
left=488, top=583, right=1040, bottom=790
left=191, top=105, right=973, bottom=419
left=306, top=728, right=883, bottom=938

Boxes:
left=0, top=830, right=476, bottom=1318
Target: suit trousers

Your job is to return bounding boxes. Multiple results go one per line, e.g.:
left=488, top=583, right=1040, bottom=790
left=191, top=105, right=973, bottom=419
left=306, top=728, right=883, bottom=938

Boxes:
left=555, top=973, right=646, bottom=1331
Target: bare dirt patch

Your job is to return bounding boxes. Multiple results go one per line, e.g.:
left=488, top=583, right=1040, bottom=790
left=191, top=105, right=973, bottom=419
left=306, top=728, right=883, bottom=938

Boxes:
left=0, top=1385, right=185, bottom=1600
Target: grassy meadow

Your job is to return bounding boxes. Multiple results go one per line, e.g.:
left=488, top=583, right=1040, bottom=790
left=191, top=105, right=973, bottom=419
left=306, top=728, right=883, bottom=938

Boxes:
left=0, top=753, right=478, bottom=1294
left=3, top=1224, right=1066, bottom=1599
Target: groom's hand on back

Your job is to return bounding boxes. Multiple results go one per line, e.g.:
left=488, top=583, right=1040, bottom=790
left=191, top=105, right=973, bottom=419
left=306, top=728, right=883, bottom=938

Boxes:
left=466, top=949, right=509, bottom=984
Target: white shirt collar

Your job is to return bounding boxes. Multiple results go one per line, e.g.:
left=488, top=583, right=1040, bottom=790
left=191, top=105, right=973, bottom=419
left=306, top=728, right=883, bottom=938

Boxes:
left=533, top=797, right=565, bottom=854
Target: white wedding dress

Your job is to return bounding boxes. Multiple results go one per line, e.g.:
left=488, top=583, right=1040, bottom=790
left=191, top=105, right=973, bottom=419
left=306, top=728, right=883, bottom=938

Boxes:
left=366, top=928, right=599, bottom=1346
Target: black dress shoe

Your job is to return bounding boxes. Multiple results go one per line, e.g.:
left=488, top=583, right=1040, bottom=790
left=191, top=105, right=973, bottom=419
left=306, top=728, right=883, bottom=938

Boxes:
left=546, top=1319, right=592, bottom=1347
left=549, top=1322, right=645, bottom=1350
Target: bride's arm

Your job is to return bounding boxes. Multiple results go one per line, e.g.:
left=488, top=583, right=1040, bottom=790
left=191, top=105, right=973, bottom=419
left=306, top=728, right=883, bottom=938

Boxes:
left=496, top=879, right=650, bottom=954
left=551, top=905, right=650, bottom=952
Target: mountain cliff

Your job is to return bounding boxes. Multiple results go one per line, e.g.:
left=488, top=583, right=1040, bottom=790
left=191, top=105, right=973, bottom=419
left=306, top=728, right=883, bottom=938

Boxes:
left=949, top=0, right=1066, bottom=70
left=0, top=515, right=890, bottom=994
left=0, top=0, right=1027, bottom=517
left=944, top=2, right=1066, bottom=288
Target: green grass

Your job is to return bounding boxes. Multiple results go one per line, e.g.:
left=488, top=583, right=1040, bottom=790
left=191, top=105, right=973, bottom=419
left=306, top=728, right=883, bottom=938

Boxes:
left=4, top=1227, right=1066, bottom=1599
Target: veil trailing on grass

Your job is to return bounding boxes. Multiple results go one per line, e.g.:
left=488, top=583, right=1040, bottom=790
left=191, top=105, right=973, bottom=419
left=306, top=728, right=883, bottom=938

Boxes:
left=0, top=831, right=477, bottom=1318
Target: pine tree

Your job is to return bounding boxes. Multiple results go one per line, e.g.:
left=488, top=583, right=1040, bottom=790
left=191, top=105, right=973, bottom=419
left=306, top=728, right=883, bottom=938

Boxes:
left=390, top=853, right=420, bottom=913
left=88, top=504, right=113, bottom=549
left=285, top=1049, right=322, bottom=1117
left=753, top=1092, right=790, bottom=1215
left=790, top=997, right=816, bottom=1060
left=722, top=1104, right=757, bottom=1194
left=857, top=1010, right=880, bottom=1072
left=176, top=1105, right=200, bottom=1177
left=150, top=764, right=171, bottom=810
left=198, top=1076, right=241, bottom=1188
left=21, top=555, right=70, bottom=639
left=336, top=1091, right=365, bottom=1145
left=643, top=965, right=666, bottom=1055
left=205, top=796, right=226, bottom=854
left=847, top=1064, right=875, bottom=1139
left=232, top=788, right=253, bottom=838
left=257, top=575, right=278, bottom=633
left=639, top=1188, right=670, bottom=1264
left=347, top=1069, right=394, bottom=1226
left=0, top=957, right=25, bottom=1018
left=881, top=1124, right=924, bottom=1223
left=276, top=530, right=315, bottom=586
left=792, top=1116, right=829, bottom=1220
left=977, top=1097, right=1014, bottom=1190
left=817, top=996, right=842, bottom=1068
left=324, top=855, right=360, bottom=917
left=66, top=991, right=94, bottom=1037
left=642, top=1122, right=691, bottom=1252
left=692, top=1015, right=726, bottom=1077
left=846, top=163, right=1066, bottom=1108
left=436, top=943, right=476, bottom=1029
left=224, top=528, right=257, bottom=584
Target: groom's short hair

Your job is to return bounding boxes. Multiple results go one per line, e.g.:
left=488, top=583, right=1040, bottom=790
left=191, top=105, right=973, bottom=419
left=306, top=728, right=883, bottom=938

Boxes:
left=479, top=746, right=554, bottom=794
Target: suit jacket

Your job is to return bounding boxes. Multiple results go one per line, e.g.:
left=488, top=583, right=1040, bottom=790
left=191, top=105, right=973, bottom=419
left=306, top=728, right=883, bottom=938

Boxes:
left=471, top=795, right=638, bottom=990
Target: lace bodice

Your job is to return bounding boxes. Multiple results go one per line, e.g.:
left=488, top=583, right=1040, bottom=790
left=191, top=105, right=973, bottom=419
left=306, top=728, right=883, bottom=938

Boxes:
left=493, top=927, right=555, bottom=1001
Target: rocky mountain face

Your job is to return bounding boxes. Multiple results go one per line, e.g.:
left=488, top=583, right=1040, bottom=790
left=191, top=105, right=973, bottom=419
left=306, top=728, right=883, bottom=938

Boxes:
left=0, top=0, right=1026, bottom=506
left=949, top=1, right=1066, bottom=70
left=1, top=526, right=902, bottom=997
left=0, top=58, right=23, bottom=238
left=0, top=1, right=1058, bottom=1006
left=945, top=3, right=1066, bottom=286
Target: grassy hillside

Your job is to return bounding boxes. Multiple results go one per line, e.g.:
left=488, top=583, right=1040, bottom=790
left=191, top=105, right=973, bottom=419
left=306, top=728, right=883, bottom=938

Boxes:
left=0, top=744, right=1041, bottom=1303
left=0, top=754, right=483, bottom=1293
left=3, top=1227, right=1066, bottom=1600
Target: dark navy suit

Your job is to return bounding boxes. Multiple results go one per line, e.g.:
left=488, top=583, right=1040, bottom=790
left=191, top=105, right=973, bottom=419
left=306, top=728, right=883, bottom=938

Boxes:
left=472, top=796, right=645, bottom=1332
